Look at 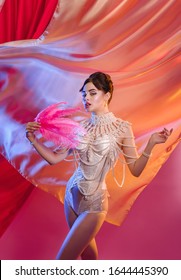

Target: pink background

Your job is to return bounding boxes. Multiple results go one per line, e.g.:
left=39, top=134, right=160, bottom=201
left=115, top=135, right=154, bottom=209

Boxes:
left=0, top=144, right=180, bottom=260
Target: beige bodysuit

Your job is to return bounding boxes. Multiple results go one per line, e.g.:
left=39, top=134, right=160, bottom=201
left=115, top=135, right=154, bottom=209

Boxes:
left=64, top=112, right=138, bottom=216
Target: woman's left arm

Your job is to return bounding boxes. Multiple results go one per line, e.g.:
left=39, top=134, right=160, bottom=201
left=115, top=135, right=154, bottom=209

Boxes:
left=122, top=124, right=173, bottom=177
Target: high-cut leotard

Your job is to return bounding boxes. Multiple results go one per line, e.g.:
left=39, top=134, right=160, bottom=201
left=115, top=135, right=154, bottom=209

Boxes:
left=64, top=112, right=137, bottom=216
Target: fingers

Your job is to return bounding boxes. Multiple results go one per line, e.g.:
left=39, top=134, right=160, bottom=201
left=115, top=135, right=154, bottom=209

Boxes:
left=169, top=128, right=173, bottom=134
left=159, top=128, right=173, bottom=140
left=26, top=122, right=41, bottom=133
left=163, top=127, right=173, bottom=136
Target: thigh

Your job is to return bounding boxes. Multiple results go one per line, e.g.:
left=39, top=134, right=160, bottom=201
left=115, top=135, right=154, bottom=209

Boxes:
left=56, top=211, right=106, bottom=260
left=64, top=198, right=78, bottom=228
left=64, top=199, right=98, bottom=260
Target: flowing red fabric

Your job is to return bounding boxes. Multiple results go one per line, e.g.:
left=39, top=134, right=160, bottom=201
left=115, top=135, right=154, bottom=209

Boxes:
left=0, top=0, right=58, bottom=236
left=0, top=155, right=34, bottom=236
left=0, top=0, right=58, bottom=43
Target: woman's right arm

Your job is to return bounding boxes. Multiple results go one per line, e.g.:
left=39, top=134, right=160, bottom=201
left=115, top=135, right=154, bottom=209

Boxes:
left=26, top=122, right=70, bottom=165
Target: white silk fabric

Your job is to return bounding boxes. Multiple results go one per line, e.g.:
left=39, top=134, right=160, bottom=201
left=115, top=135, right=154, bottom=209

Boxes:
left=0, top=0, right=180, bottom=225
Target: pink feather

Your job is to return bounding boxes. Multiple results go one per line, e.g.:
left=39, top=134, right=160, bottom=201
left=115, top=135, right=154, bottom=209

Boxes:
left=35, top=102, right=85, bottom=148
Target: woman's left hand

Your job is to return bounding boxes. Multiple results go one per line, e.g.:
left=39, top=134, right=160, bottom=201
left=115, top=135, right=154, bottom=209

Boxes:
left=149, top=128, right=173, bottom=146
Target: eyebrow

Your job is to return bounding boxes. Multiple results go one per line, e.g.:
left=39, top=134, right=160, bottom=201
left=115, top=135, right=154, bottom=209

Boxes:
left=81, top=89, right=97, bottom=93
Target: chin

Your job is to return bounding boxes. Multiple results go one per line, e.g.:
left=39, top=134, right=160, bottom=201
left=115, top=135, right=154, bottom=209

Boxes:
left=86, top=107, right=93, bottom=112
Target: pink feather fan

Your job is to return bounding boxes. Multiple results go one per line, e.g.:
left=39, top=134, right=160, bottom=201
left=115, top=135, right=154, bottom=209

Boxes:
left=35, top=102, right=85, bottom=148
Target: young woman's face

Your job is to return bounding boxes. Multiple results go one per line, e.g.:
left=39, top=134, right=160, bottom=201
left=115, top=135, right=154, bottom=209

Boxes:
left=81, top=82, right=109, bottom=114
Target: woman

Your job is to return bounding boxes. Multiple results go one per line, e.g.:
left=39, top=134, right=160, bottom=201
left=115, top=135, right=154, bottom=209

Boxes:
left=26, top=72, right=172, bottom=260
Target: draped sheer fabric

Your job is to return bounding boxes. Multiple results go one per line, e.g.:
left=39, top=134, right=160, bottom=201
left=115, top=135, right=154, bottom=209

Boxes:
left=0, top=0, right=180, bottom=232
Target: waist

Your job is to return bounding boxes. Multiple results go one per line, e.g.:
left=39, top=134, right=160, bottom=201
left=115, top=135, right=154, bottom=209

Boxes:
left=67, top=172, right=107, bottom=196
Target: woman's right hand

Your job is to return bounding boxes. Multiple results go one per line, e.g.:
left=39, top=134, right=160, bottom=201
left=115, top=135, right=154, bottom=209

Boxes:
left=25, top=121, right=41, bottom=142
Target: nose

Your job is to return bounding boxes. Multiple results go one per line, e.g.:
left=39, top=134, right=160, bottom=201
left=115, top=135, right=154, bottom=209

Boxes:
left=85, top=93, right=90, bottom=101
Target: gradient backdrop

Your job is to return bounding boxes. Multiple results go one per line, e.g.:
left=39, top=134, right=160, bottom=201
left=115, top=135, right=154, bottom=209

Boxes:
left=0, top=0, right=181, bottom=259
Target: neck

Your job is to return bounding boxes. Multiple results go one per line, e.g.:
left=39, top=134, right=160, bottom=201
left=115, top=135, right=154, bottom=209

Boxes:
left=90, top=111, right=115, bottom=125
left=91, top=108, right=110, bottom=117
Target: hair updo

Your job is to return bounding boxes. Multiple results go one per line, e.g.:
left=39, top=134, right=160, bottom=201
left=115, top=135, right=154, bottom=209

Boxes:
left=79, top=72, right=114, bottom=104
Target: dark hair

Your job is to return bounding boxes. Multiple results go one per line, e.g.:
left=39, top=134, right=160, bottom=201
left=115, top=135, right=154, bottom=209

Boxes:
left=79, top=72, right=114, bottom=104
